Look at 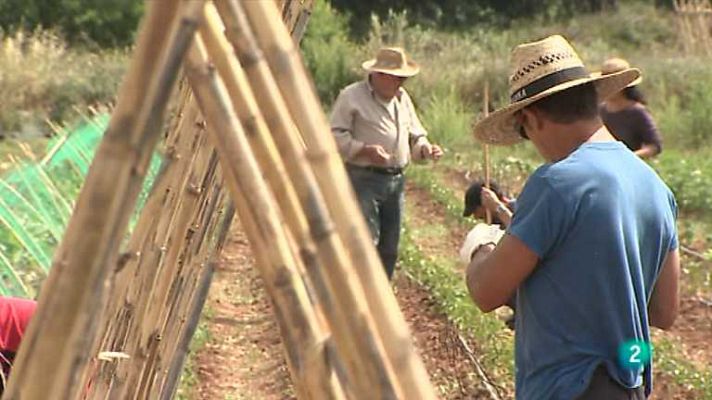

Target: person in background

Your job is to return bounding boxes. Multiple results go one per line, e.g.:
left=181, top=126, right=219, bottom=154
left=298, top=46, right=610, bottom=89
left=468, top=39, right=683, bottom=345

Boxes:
left=461, top=179, right=516, bottom=329
left=330, top=47, right=443, bottom=279
left=462, top=180, right=514, bottom=228
left=595, top=58, right=663, bottom=159
left=467, top=35, right=679, bottom=399
left=0, top=296, right=37, bottom=393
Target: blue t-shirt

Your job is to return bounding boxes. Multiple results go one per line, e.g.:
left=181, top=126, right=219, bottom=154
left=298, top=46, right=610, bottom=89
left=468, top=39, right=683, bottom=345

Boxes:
left=508, top=141, right=678, bottom=400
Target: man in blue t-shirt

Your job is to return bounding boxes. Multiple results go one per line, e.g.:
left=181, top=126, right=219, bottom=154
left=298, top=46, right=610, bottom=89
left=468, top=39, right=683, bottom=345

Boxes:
left=467, top=35, right=679, bottom=399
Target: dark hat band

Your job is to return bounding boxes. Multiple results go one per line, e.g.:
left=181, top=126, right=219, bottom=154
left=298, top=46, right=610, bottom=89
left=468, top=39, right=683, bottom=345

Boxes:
left=510, top=66, right=589, bottom=103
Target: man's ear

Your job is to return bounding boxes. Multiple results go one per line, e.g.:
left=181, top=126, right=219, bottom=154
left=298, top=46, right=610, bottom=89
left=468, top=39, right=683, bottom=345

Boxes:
left=522, top=107, right=546, bottom=131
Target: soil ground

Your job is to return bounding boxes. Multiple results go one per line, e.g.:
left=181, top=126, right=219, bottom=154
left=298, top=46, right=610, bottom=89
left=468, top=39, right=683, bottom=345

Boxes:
left=193, top=179, right=709, bottom=399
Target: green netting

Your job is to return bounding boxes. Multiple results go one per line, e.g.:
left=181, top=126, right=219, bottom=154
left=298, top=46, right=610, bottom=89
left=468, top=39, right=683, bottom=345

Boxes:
left=0, top=114, right=162, bottom=298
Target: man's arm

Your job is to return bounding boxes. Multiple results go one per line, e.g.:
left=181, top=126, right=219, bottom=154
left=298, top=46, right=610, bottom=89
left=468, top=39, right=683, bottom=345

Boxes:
left=466, top=234, right=539, bottom=312
left=635, top=107, right=662, bottom=158
left=330, top=89, right=365, bottom=160
left=403, top=92, right=442, bottom=162
left=634, top=143, right=660, bottom=159
left=648, top=249, right=680, bottom=330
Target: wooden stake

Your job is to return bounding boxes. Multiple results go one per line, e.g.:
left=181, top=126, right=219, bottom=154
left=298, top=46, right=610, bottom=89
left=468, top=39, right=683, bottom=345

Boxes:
left=483, top=82, right=492, bottom=225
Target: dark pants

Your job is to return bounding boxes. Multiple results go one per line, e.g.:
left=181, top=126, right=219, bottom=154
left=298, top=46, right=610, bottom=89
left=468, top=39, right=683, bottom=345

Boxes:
left=346, top=165, right=405, bottom=279
left=576, top=366, right=645, bottom=400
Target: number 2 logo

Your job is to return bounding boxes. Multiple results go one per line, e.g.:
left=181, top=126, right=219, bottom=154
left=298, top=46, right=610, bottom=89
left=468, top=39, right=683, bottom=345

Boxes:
left=618, top=340, right=651, bottom=370
left=629, top=344, right=641, bottom=364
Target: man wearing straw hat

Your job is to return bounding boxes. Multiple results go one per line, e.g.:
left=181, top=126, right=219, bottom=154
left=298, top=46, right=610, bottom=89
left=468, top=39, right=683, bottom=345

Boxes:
left=463, top=35, right=679, bottom=399
left=330, top=47, right=443, bottom=279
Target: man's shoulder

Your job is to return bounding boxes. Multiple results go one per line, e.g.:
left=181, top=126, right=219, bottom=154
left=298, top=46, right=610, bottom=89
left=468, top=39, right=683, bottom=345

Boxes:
left=339, top=80, right=368, bottom=97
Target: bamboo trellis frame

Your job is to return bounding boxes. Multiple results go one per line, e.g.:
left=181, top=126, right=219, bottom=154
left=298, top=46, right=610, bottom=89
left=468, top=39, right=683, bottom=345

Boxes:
left=4, top=1, right=438, bottom=399
left=673, top=0, right=712, bottom=55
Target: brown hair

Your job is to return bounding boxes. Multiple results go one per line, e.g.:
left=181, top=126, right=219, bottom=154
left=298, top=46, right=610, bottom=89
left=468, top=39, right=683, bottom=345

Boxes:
left=529, top=82, right=599, bottom=123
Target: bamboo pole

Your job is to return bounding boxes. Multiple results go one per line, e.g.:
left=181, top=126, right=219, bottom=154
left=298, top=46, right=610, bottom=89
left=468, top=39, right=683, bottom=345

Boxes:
left=83, top=1, right=316, bottom=396
left=184, top=33, right=343, bottom=400
left=237, top=2, right=437, bottom=398
left=483, top=83, right=492, bottom=225
left=80, top=93, right=210, bottom=399
left=200, top=6, right=405, bottom=398
left=3, top=2, right=201, bottom=398
left=120, top=128, right=218, bottom=399
left=137, top=166, right=228, bottom=399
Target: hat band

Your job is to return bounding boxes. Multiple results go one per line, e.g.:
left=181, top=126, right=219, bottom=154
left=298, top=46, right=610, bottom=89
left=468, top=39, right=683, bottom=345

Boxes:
left=510, top=66, right=588, bottom=103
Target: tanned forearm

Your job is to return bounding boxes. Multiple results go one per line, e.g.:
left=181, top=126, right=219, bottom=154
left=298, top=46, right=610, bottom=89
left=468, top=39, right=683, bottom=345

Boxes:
left=635, top=143, right=660, bottom=159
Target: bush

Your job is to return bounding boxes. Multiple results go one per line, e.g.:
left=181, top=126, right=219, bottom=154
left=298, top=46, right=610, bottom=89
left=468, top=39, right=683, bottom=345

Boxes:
left=0, top=30, right=129, bottom=137
left=652, top=150, right=712, bottom=214
left=301, top=0, right=363, bottom=106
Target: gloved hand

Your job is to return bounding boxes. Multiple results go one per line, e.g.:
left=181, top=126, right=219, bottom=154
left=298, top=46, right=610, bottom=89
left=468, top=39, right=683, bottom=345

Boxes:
left=459, top=223, right=505, bottom=265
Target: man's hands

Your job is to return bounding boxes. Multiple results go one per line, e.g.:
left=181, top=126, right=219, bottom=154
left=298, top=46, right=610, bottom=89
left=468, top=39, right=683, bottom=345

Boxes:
left=420, top=143, right=444, bottom=161
left=481, top=187, right=503, bottom=212
left=481, top=187, right=513, bottom=227
left=359, top=142, right=444, bottom=165
left=358, top=144, right=392, bottom=165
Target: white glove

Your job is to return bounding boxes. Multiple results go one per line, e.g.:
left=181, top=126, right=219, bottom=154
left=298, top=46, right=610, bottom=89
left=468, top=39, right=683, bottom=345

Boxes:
left=459, top=223, right=505, bottom=265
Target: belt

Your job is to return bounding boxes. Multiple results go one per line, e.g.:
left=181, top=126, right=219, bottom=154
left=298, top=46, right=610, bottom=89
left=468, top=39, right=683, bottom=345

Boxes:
left=347, top=164, right=404, bottom=176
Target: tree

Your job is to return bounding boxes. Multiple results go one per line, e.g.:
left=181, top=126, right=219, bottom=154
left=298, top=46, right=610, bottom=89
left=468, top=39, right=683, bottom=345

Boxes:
left=0, top=0, right=143, bottom=48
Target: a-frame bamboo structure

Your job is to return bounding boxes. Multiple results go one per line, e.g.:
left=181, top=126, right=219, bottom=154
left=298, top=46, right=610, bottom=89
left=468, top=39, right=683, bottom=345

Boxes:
left=673, top=0, right=712, bottom=55
left=3, top=1, right=438, bottom=399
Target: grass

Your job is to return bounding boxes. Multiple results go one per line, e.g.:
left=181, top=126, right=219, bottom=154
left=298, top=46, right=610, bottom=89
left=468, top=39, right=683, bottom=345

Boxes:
left=654, top=337, right=712, bottom=399
left=175, top=309, right=213, bottom=400
left=400, top=227, right=515, bottom=389
left=0, top=29, right=128, bottom=138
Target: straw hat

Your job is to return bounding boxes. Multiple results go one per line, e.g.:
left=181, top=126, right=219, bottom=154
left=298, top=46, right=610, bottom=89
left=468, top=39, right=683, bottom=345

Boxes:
left=590, top=57, right=643, bottom=87
left=362, top=47, right=420, bottom=77
left=473, top=35, right=640, bottom=145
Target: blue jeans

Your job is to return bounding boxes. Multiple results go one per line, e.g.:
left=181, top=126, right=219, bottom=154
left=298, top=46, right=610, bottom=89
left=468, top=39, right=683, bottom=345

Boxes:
left=346, top=165, right=405, bottom=279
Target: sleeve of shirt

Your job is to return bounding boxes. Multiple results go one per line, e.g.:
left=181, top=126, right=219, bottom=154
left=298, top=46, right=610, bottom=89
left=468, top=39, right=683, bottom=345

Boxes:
left=330, top=88, right=365, bottom=160
left=508, top=175, right=571, bottom=259
left=636, top=107, right=663, bottom=152
left=668, top=191, right=679, bottom=251
left=402, top=91, right=431, bottom=161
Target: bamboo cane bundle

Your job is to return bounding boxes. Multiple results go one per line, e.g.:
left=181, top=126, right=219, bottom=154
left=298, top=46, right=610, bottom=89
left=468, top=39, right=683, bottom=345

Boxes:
left=86, top=114, right=221, bottom=399
left=78, top=90, right=205, bottom=398
left=237, top=1, right=437, bottom=398
left=84, top=1, right=319, bottom=397
left=184, top=34, right=344, bottom=400
left=3, top=2, right=202, bottom=398
left=135, top=169, right=230, bottom=399
left=199, top=5, right=405, bottom=398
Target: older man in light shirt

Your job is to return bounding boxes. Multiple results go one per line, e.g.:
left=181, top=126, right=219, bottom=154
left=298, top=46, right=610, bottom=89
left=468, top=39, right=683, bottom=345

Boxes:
left=330, top=47, right=443, bottom=279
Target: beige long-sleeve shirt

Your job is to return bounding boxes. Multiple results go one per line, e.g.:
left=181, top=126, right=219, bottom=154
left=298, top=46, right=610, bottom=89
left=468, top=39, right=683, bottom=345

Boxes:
left=330, top=79, right=431, bottom=168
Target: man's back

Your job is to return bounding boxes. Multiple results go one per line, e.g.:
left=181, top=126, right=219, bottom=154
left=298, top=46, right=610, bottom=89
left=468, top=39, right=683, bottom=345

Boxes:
left=508, top=141, right=677, bottom=399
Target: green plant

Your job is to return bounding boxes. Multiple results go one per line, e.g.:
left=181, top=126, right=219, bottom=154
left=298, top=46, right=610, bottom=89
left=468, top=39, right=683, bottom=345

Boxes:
left=176, top=311, right=213, bottom=399
left=0, top=30, right=129, bottom=137
left=300, top=0, right=362, bottom=107
left=0, top=0, right=143, bottom=47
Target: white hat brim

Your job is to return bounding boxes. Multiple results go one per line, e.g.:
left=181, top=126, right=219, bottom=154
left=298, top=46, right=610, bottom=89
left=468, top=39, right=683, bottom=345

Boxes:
left=473, top=68, right=641, bottom=145
left=362, top=59, right=420, bottom=77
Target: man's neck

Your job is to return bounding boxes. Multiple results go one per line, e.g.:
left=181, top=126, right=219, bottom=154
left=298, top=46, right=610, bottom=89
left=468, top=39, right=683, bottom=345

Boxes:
left=367, top=75, right=399, bottom=102
left=543, top=119, right=614, bottom=162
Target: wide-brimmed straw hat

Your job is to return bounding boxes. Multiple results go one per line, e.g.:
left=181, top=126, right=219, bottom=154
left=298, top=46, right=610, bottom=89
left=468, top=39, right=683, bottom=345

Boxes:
left=473, top=35, right=640, bottom=145
left=362, top=47, right=420, bottom=78
left=590, top=57, right=643, bottom=87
